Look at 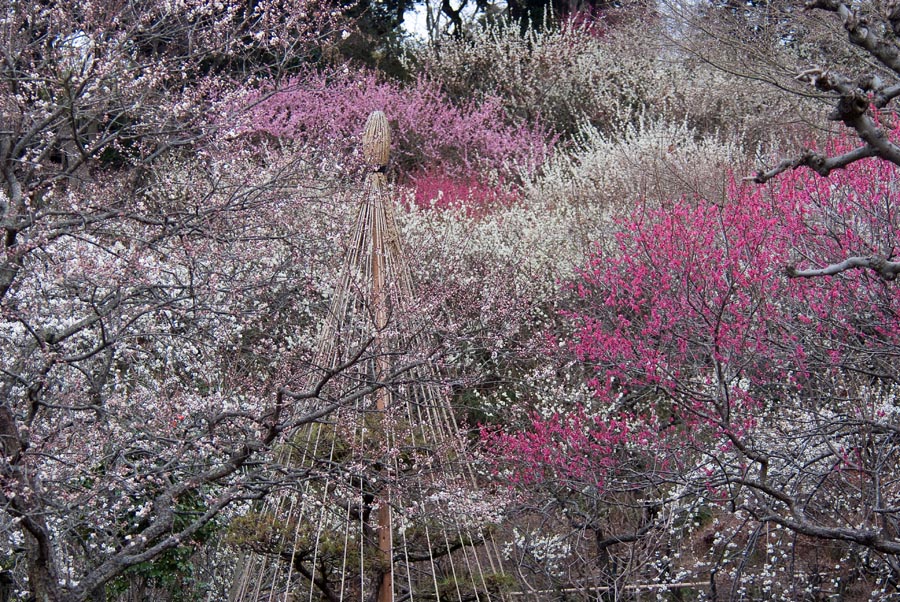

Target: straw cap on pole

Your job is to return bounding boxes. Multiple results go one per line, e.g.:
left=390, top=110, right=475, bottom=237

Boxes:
left=362, top=111, right=391, bottom=168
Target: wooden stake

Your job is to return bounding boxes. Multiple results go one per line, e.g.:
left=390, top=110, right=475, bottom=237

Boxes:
left=365, top=111, right=394, bottom=602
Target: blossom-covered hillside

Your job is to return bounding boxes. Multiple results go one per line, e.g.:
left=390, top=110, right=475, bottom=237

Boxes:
left=2, top=0, right=899, bottom=600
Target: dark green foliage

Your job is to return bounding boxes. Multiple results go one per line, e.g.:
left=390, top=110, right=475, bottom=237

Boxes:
left=107, top=494, right=221, bottom=602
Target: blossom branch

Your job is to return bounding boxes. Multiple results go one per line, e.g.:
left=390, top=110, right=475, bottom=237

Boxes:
left=751, top=145, right=877, bottom=183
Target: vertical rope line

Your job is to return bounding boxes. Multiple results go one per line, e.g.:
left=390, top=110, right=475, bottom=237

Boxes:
left=384, top=448, right=397, bottom=602
left=406, top=378, right=464, bottom=602
left=398, top=508, right=416, bottom=602
left=279, top=423, right=321, bottom=601
left=451, top=513, right=485, bottom=601
left=409, top=382, right=443, bottom=599
left=285, top=415, right=330, bottom=600
left=414, top=377, right=473, bottom=600
left=394, top=381, right=416, bottom=601
left=254, top=554, right=270, bottom=601
left=304, top=429, right=339, bottom=602
left=443, top=532, right=465, bottom=601
left=404, top=366, right=462, bottom=600
left=436, top=397, right=489, bottom=600
left=431, top=368, right=505, bottom=600
left=421, top=515, right=442, bottom=599
left=338, top=398, right=366, bottom=600
left=359, top=400, right=369, bottom=602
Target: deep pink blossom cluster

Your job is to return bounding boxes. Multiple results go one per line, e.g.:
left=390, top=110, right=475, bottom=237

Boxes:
left=409, top=170, right=519, bottom=214
left=483, top=409, right=659, bottom=490
left=238, top=67, right=552, bottom=180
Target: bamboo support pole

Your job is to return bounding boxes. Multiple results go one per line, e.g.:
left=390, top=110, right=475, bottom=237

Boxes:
left=365, top=111, right=394, bottom=602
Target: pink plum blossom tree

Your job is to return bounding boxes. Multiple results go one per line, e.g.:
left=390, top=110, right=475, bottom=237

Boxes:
left=486, top=132, right=900, bottom=597
left=236, top=66, right=552, bottom=184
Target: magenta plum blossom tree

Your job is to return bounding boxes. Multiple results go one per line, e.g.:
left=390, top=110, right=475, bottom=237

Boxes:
left=236, top=66, right=552, bottom=184
left=484, top=409, right=676, bottom=595
left=486, top=131, right=900, bottom=597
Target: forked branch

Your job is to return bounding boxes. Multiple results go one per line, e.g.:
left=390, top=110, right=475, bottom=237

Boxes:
left=786, top=255, right=900, bottom=279
left=752, top=0, right=900, bottom=182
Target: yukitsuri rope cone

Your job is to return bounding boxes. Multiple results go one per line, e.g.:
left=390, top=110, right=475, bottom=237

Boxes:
left=228, top=112, right=512, bottom=602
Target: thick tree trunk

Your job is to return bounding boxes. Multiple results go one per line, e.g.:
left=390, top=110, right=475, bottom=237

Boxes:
left=25, top=530, right=62, bottom=602
left=0, top=571, right=12, bottom=602
left=1, top=407, right=63, bottom=602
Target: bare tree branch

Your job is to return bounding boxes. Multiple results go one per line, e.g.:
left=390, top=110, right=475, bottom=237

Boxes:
left=751, top=145, right=877, bottom=182
left=786, top=255, right=900, bottom=279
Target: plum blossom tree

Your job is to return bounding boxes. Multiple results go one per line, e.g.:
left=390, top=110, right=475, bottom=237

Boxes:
left=236, top=65, right=552, bottom=183
left=486, top=134, right=900, bottom=598
left=0, top=133, right=413, bottom=602
left=0, top=3, right=445, bottom=602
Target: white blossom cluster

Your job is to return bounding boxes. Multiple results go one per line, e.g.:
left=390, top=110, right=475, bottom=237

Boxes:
left=504, top=528, right=572, bottom=576
left=412, top=16, right=819, bottom=146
